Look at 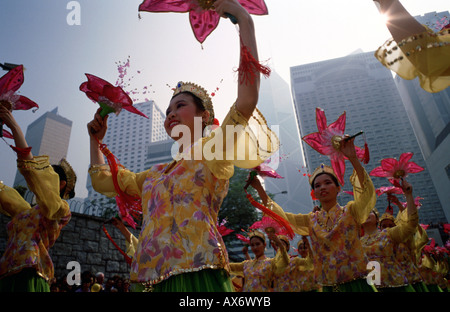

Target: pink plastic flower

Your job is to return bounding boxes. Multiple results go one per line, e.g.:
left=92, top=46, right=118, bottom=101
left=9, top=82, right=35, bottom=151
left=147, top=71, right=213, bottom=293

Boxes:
left=302, top=108, right=368, bottom=185
left=250, top=216, right=287, bottom=236
left=217, top=219, right=234, bottom=237
left=0, top=65, right=39, bottom=112
left=138, top=0, right=268, bottom=43
left=80, top=73, right=148, bottom=119
left=236, top=231, right=250, bottom=245
left=375, top=186, right=403, bottom=197
left=370, top=152, right=424, bottom=182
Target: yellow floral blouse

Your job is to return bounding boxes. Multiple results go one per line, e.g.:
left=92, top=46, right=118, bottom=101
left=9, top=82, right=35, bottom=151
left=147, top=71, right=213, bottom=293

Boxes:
left=229, top=249, right=289, bottom=292
left=89, top=104, right=279, bottom=285
left=0, top=156, right=71, bottom=282
left=267, top=169, right=376, bottom=287
left=273, top=256, right=318, bottom=292
left=375, top=25, right=450, bottom=93
left=394, top=209, right=427, bottom=285
left=361, top=210, right=418, bottom=288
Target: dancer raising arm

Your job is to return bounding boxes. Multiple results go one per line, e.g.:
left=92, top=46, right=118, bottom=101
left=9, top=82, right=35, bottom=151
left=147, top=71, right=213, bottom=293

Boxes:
left=372, top=0, right=450, bottom=92
left=257, top=137, right=377, bottom=291
left=0, top=105, right=75, bottom=292
left=87, top=0, right=278, bottom=292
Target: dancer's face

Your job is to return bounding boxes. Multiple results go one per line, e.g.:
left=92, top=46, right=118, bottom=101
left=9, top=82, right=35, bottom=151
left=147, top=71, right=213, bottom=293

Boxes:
left=165, top=93, right=205, bottom=141
left=312, top=174, right=340, bottom=203
left=363, top=212, right=378, bottom=227
left=250, top=237, right=266, bottom=258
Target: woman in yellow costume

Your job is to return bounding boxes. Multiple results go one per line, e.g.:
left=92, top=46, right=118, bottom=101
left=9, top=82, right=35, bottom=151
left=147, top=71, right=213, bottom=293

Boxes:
left=389, top=193, right=430, bottom=292
left=372, top=0, right=450, bottom=93
left=361, top=178, right=419, bottom=292
left=0, top=105, right=75, bottom=292
left=86, top=0, right=278, bottom=292
left=229, top=230, right=288, bottom=292
left=261, top=137, right=377, bottom=291
left=273, top=235, right=319, bottom=292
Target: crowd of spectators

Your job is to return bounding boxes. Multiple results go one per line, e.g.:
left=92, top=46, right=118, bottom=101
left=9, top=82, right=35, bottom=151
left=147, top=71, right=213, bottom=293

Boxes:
left=50, top=271, right=131, bottom=292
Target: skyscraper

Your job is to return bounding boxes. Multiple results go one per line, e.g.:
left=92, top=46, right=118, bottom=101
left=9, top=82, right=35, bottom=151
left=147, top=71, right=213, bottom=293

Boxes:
left=290, top=50, right=447, bottom=224
left=13, top=107, right=72, bottom=190
left=257, top=70, right=313, bottom=215
left=84, top=100, right=169, bottom=215
left=393, top=11, right=450, bottom=223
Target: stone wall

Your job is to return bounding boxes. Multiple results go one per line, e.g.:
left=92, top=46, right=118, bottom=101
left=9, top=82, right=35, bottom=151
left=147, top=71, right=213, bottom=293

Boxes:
left=0, top=211, right=140, bottom=281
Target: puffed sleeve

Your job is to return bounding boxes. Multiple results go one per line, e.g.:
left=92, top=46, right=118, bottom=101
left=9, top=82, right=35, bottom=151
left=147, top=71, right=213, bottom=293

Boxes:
left=229, top=261, right=246, bottom=276
left=387, top=210, right=419, bottom=244
left=202, top=103, right=280, bottom=180
left=17, top=156, right=70, bottom=221
left=266, top=198, right=311, bottom=236
left=271, top=244, right=290, bottom=275
left=88, top=164, right=149, bottom=199
left=374, top=26, right=450, bottom=93
left=347, top=168, right=376, bottom=225
left=0, top=181, right=31, bottom=217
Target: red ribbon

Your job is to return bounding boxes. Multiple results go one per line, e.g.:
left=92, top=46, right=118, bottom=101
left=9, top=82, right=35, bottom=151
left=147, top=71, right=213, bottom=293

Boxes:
left=94, top=136, right=142, bottom=228
left=235, top=38, right=271, bottom=85
left=244, top=189, right=295, bottom=239
left=102, top=225, right=132, bottom=265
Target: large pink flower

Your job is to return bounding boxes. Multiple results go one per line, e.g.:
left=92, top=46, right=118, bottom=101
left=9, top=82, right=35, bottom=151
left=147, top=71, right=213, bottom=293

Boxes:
left=0, top=65, right=39, bottom=111
left=138, top=0, right=268, bottom=43
left=370, top=152, right=424, bottom=182
left=250, top=216, right=288, bottom=236
left=80, top=73, right=148, bottom=119
left=375, top=185, right=403, bottom=197
left=302, top=108, right=368, bottom=185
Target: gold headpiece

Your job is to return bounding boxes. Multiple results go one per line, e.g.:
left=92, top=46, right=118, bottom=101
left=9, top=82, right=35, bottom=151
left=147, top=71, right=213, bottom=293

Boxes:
left=309, top=163, right=339, bottom=186
left=380, top=205, right=395, bottom=224
left=58, top=158, right=76, bottom=200
left=248, top=230, right=266, bottom=243
left=278, top=235, right=290, bottom=246
left=172, top=81, right=215, bottom=125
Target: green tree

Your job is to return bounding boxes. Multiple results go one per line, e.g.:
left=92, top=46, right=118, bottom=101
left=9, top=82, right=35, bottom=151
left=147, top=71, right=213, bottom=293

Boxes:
left=218, top=168, right=262, bottom=247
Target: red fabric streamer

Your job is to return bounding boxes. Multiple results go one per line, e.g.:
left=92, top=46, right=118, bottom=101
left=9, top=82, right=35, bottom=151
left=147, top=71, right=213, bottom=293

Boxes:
left=102, top=225, right=132, bottom=265
left=95, top=137, right=142, bottom=229
left=236, top=40, right=271, bottom=85
left=363, top=141, right=370, bottom=164
left=244, top=189, right=294, bottom=239
left=10, top=145, right=32, bottom=158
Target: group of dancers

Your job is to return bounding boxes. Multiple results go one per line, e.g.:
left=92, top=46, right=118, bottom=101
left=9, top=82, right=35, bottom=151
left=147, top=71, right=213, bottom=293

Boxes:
left=0, top=0, right=449, bottom=292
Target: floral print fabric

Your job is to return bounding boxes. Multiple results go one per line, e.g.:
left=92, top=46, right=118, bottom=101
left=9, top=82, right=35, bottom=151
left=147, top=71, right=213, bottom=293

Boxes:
left=0, top=156, right=71, bottom=281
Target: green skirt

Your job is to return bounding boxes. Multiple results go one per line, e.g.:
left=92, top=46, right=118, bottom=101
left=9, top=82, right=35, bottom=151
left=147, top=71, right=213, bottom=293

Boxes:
left=322, top=278, right=378, bottom=292
left=426, top=284, right=444, bottom=292
left=377, top=284, right=416, bottom=292
left=132, top=269, right=234, bottom=292
left=412, top=282, right=429, bottom=292
left=0, top=268, right=50, bottom=292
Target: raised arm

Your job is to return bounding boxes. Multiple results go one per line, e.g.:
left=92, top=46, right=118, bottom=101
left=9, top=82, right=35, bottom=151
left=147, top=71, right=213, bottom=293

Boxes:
left=0, top=105, right=32, bottom=160
left=214, top=0, right=260, bottom=119
left=87, top=108, right=108, bottom=166
left=373, top=0, right=426, bottom=42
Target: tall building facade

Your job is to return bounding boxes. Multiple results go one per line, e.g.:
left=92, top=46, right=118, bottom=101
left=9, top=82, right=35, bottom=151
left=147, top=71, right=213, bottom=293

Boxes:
left=393, top=11, right=450, bottom=222
left=290, top=50, right=447, bottom=224
left=13, top=107, right=72, bottom=190
left=84, top=100, right=169, bottom=215
left=257, top=70, right=313, bottom=215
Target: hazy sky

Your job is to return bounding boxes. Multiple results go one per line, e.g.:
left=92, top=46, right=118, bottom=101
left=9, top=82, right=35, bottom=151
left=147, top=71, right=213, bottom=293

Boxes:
left=1, top=0, right=448, bottom=198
